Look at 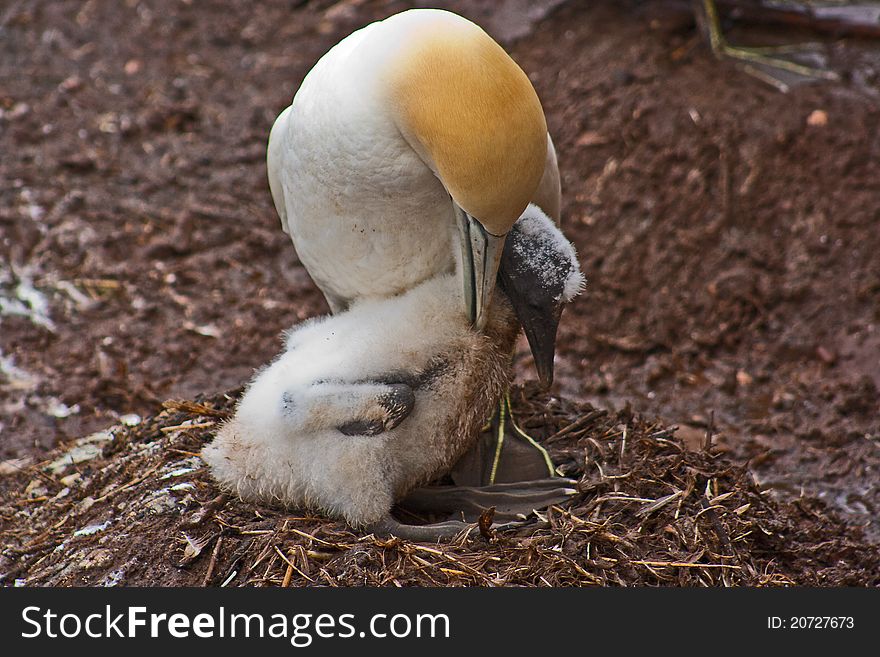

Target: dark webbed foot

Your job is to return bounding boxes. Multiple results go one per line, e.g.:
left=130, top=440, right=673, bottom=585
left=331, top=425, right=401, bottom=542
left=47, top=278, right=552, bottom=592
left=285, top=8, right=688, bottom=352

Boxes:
left=280, top=380, right=415, bottom=436
left=401, top=477, right=579, bottom=523
left=337, top=383, right=415, bottom=435
left=451, top=393, right=559, bottom=488
left=366, top=477, right=578, bottom=542
left=366, top=515, right=474, bottom=542
left=696, top=0, right=838, bottom=92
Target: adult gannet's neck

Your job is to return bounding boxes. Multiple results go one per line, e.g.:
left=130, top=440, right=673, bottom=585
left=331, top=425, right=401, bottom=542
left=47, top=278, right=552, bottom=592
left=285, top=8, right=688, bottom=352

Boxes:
left=378, top=10, right=548, bottom=237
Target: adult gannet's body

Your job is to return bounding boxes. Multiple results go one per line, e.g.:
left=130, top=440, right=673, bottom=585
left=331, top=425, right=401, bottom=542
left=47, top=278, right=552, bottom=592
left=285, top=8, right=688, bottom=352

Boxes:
left=268, top=9, right=561, bottom=348
left=204, top=210, right=583, bottom=540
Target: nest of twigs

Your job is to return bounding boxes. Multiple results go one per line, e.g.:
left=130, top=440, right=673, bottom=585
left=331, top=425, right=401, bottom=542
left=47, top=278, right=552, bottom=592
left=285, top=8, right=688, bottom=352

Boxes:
left=1, top=384, right=876, bottom=587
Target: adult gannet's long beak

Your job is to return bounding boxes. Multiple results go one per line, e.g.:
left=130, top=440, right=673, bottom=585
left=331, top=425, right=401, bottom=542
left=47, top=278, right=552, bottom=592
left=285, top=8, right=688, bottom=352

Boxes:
left=455, top=203, right=506, bottom=330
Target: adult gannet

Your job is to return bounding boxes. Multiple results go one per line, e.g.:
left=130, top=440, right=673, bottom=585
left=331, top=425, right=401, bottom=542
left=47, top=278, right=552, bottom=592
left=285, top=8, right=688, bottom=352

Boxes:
left=203, top=209, right=583, bottom=540
left=267, top=8, right=562, bottom=378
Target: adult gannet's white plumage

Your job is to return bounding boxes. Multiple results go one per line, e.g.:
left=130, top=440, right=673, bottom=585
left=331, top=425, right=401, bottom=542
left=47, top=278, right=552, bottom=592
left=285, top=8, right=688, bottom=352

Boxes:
left=203, top=210, right=583, bottom=540
left=267, top=9, right=561, bottom=342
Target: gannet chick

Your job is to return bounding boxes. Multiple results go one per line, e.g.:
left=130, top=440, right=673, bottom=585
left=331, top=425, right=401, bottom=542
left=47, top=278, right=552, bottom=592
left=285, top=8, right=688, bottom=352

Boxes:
left=203, top=274, right=518, bottom=537
left=203, top=208, right=583, bottom=540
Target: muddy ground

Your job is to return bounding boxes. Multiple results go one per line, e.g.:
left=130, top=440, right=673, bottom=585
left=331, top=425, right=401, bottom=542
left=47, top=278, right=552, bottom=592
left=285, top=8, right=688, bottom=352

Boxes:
left=1, top=0, right=878, bottom=555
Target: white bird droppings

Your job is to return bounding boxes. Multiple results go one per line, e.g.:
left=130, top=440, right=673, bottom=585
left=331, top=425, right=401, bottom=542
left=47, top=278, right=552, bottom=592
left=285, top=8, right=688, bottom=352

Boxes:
left=74, top=520, right=111, bottom=537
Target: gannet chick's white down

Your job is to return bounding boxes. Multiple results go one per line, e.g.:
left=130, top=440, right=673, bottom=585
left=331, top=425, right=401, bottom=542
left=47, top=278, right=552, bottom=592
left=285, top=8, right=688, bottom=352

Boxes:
left=267, top=8, right=561, bottom=337
left=203, top=210, right=584, bottom=540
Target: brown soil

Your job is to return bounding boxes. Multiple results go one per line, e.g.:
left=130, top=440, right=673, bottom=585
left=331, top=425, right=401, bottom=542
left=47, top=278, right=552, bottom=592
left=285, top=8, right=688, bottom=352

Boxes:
left=518, top=1, right=880, bottom=542
left=1, top=0, right=878, bottom=575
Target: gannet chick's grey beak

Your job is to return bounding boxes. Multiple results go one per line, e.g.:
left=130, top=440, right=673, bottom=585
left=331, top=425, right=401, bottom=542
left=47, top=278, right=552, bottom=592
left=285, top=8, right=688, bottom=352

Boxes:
left=500, top=205, right=585, bottom=386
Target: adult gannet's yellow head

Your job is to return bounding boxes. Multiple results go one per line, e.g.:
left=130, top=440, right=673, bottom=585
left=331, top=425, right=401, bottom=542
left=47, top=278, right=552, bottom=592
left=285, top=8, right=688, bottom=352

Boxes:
left=383, top=10, right=549, bottom=328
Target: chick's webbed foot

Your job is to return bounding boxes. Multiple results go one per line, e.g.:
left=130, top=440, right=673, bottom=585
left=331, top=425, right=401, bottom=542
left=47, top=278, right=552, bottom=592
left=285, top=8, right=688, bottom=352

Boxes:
left=336, top=383, right=415, bottom=435
left=281, top=380, right=415, bottom=436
